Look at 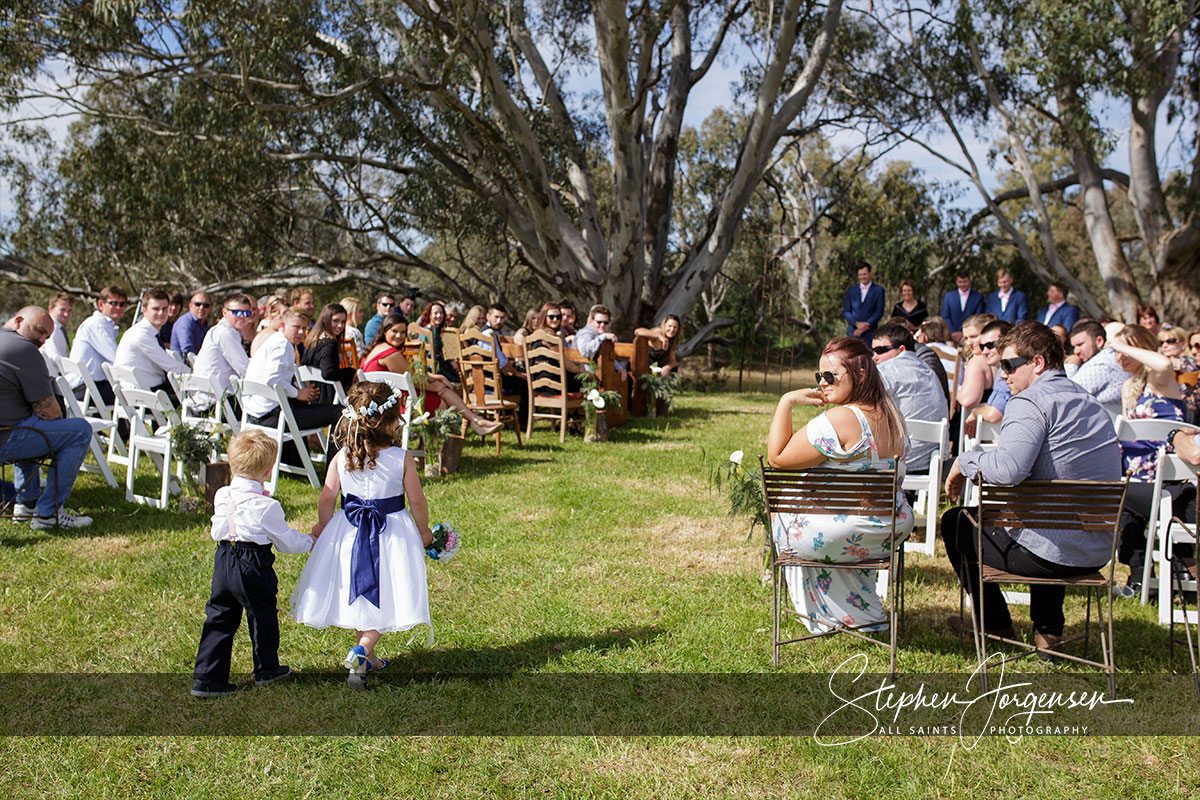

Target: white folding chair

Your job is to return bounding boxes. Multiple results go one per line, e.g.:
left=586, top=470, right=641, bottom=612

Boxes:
left=234, top=378, right=326, bottom=492
left=122, top=386, right=181, bottom=508
left=54, top=375, right=119, bottom=489
left=179, top=373, right=239, bottom=439
left=1116, top=416, right=1200, bottom=606
left=297, top=365, right=349, bottom=406
left=362, top=371, right=422, bottom=457
left=901, top=417, right=949, bottom=558
left=101, top=362, right=135, bottom=468
left=57, top=356, right=115, bottom=423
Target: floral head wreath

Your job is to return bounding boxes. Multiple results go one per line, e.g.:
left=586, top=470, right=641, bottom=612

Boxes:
left=342, top=386, right=405, bottom=421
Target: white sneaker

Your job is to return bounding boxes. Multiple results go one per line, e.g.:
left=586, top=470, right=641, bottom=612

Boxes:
left=31, top=510, right=93, bottom=530
left=12, top=503, right=36, bottom=522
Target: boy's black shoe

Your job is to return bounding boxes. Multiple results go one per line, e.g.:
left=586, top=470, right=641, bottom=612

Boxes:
left=254, top=665, right=292, bottom=686
left=191, top=680, right=242, bottom=698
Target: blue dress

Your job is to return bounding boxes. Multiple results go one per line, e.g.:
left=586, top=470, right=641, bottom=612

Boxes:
left=770, top=406, right=913, bottom=632
left=1121, top=388, right=1186, bottom=482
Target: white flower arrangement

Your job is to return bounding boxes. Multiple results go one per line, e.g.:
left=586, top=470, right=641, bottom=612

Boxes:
left=729, top=449, right=744, bottom=466
left=650, top=364, right=663, bottom=375
left=587, top=388, right=606, bottom=410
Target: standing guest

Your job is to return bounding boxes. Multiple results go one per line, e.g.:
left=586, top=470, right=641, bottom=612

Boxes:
left=962, top=320, right=1013, bottom=438
left=1138, top=305, right=1162, bottom=337
left=0, top=307, right=94, bottom=529
left=939, top=270, right=986, bottom=342
left=170, top=292, right=213, bottom=357
left=558, top=299, right=578, bottom=341
left=339, top=296, right=366, bottom=362
left=300, top=303, right=357, bottom=405
left=766, top=337, right=913, bottom=632
left=985, top=268, right=1028, bottom=323
left=113, top=288, right=187, bottom=402
left=1158, top=326, right=1197, bottom=372
left=633, top=314, right=682, bottom=375
left=360, top=314, right=504, bottom=435
left=190, top=293, right=256, bottom=412
left=190, top=430, right=313, bottom=697
left=871, top=323, right=948, bottom=473
left=478, top=304, right=529, bottom=426
left=68, top=284, right=127, bottom=405
left=1064, top=320, right=1126, bottom=405
left=842, top=262, right=886, bottom=340
left=251, top=298, right=286, bottom=356
left=158, top=291, right=187, bottom=349
left=941, top=321, right=1120, bottom=651
left=242, top=309, right=343, bottom=467
left=1037, top=281, right=1080, bottom=330
left=290, top=287, right=316, bottom=319
left=890, top=280, right=928, bottom=329
left=40, top=292, right=73, bottom=385
left=363, top=293, right=395, bottom=345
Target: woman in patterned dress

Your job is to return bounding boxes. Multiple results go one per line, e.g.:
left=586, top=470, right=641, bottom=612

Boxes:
left=766, top=337, right=914, bottom=632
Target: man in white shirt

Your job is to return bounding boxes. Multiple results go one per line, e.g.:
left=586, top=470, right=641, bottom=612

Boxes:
left=1064, top=319, right=1126, bottom=405
left=113, top=288, right=186, bottom=403
left=67, top=284, right=128, bottom=406
left=190, top=293, right=256, bottom=412
left=39, top=292, right=74, bottom=412
left=242, top=309, right=342, bottom=467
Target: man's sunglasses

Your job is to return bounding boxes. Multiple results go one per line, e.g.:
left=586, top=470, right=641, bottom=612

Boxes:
left=980, top=340, right=998, bottom=351
left=815, top=371, right=838, bottom=385
left=379, top=302, right=395, bottom=308
left=594, top=319, right=611, bottom=326
left=227, top=308, right=254, bottom=317
left=105, top=300, right=128, bottom=308
left=192, top=301, right=212, bottom=308
left=999, top=356, right=1029, bottom=374
left=871, top=344, right=897, bottom=355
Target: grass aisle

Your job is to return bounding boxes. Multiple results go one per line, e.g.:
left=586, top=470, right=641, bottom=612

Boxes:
left=0, top=391, right=1197, bottom=797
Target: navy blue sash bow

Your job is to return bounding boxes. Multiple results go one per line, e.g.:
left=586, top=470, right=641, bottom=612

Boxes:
left=342, top=493, right=406, bottom=607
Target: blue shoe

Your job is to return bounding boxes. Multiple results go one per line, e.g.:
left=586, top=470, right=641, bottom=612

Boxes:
left=344, top=645, right=367, bottom=673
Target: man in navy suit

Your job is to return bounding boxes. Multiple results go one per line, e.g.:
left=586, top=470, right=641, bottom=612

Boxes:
left=985, top=268, right=1028, bottom=323
left=939, top=270, right=986, bottom=342
left=1036, top=281, right=1080, bottom=330
left=842, top=262, right=886, bottom=339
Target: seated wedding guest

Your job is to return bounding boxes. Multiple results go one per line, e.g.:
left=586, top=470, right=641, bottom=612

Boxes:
left=338, top=296, right=366, bottom=362
left=299, top=303, right=357, bottom=405
left=460, top=304, right=485, bottom=332
left=1110, top=323, right=1185, bottom=592
left=1138, top=304, right=1162, bottom=337
left=40, top=292, right=73, bottom=393
left=1, top=306, right=94, bottom=529
left=891, top=279, right=928, bottom=328
left=444, top=304, right=462, bottom=328
left=290, top=287, right=316, bottom=319
left=397, top=295, right=416, bottom=323
left=962, top=320, right=1013, bottom=438
left=360, top=313, right=503, bottom=435
left=533, top=301, right=584, bottom=390
left=558, top=299, right=578, bottom=342
left=941, top=321, right=1120, bottom=652
left=1050, top=324, right=1069, bottom=346
left=242, top=309, right=342, bottom=466
left=766, top=336, right=913, bottom=632
left=939, top=270, right=985, bottom=342
left=113, top=288, right=186, bottom=402
left=414, top=301, right=460, bottom=384
left=634, top=314, right=682, bottom=376
left=251, top=297, right=286, bottom=356
left=68, top=284, right=127, bottom=405
left=512, top=307, right=540, bottom=349
left=478, top=304, right=529, bottom=425
left=170, top=292, right=213, bottom=358
left=1159, top=326, right=1197, bottom=372
left=158, top=291, right=186, bottom=349
left=189, top=293, right=255, bottom=413
left=1064, top=319, right=1126, bottom=405
left=887, top=316, right=949, bottom=404
left=955, top=312, right=998, bottom=409
left=984, top=268, right=1027, bottom=323
left=871, top=323, right=947, bottom=472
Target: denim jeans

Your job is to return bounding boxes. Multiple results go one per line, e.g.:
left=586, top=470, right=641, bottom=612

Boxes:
left=0, top=414, right=92, bottom=517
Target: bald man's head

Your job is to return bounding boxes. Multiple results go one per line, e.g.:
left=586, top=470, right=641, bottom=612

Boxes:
left=6, top=306, right=54, bottom=346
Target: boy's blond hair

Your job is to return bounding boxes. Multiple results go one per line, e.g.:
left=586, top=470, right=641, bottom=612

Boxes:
left=227, top=430, right=278, bottom=480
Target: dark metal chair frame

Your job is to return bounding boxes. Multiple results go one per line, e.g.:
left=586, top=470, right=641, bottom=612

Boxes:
left=759, top=457, right=908, bottom=676
left=958, top=476, right=1130, bottom=698
left=0, top=425, right=59, bottom=523
left=1165, top=515, right=1200, bottom=703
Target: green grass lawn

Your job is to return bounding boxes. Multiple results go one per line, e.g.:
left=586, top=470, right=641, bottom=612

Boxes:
left=1, top=390, right=1199, bottom=798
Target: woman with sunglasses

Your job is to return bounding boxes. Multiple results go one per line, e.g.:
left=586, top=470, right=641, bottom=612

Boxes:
left=1158, top=326, right=1197, bottom=373
left=766, top=337, right=913, bottom=633
left=955, top=312, right=999, bottom=410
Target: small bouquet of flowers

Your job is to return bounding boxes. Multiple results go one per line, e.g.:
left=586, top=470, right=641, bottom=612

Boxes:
left=425, top=522, right=462, bottom=562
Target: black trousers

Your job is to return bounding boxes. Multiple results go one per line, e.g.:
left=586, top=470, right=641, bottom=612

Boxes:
left=193, top=542, right=279, bottom=683
left=1118, top=481, right=1197, bottom=580
left=249, top=399, right=341, bottom=470
left=941, top=506, right=1103, bottom=636
left=500, top=373, right=530, bottom=427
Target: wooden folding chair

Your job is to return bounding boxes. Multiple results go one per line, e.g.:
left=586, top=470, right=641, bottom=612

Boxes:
left=759, top=459, right=908, bottom=676
left=456, top=339, right=522, bottom=454
left=522, top=329, right=583, bottom=442
left=960, top=476, right=1130, bottom=698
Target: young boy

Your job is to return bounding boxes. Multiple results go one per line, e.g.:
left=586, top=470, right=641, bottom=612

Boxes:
left=191, top=430, right=315, bottom=697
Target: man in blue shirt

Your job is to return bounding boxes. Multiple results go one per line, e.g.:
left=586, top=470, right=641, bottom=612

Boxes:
left=170, top=292, right=212, bottom=357
left=939, top=270, right=986, bottom=342
left=478, top=304, right=528, bottom=427
left=940, top=321, right=1120, bottom=652
left=362, top=293, right=395, bottom=345
left=842, top=263, right=885, bottom=339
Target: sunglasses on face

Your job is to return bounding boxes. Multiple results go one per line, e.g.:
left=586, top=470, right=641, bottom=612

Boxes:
left=1191, top=341, right=1200, bottom=350
left=193, top=301, right=211, bottom=308
left=871, top=344, right=897, bottom=355
left=980, top=340, right=998, bottom=351
left=594, top=319, right=610, bottom=326
left=546, top=314, right=562, bottom=321
left=227, top=308, right=253, bottom=317
left=1000, top=356, right=1030, bottom=374
left=105, top=300, right=128, bottom=308
left=379, top=302, right=394, bottom=308
left=815, top=371, right=839, bottom=385
left=1162, top=338, right=1180, bottom=345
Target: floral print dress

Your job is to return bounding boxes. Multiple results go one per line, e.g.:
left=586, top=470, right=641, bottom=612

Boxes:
left=1121, top=389, right=1187, bottom=482
left=771, top=406, right=914, bottom=633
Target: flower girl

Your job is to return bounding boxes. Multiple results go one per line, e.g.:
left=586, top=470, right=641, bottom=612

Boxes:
left=291, top=380, right=434, bottom=688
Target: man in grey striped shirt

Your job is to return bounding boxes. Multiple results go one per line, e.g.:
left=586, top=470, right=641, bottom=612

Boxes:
left=940, top=321, right=1121, bottom=652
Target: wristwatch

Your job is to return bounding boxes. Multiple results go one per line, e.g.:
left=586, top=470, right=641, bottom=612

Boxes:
left=1167, top=428, right=1182, bottom=448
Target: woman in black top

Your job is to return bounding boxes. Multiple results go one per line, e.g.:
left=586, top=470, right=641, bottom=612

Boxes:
left=891, top=279, right=927, bottom=328
left=300, top=303, right=358, bottom=405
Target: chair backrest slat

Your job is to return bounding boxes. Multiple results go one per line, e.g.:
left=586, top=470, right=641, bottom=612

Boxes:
left=977, top=479, right=1129, bottom=536
left=761, top=465, right=900, bottom=516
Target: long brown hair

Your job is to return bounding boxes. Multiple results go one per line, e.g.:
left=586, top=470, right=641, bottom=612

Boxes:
left=335, top=381, right=406, bottom=472
left=822, top=337, right=905, bottom=456
left=535, top=301, right=561, bottom=331
left=304, top=303, right=347, bottom=350
left=417, top=301, right=446, bottom=330
left=1115, top=323, right=1160, bottom=414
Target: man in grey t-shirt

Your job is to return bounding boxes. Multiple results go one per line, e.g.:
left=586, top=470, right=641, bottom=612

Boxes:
left=0, top=307, right=94, bottom=529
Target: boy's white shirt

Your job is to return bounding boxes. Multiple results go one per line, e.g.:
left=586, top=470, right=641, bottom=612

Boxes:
left=208, top=475, right=313, bottom=553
